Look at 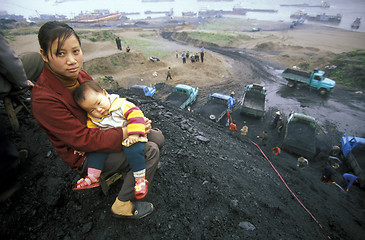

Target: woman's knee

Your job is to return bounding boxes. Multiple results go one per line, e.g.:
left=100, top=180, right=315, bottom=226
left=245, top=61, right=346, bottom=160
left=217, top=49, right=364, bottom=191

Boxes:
left=148, top=128, right=165, bottom=149
left=145, top=142, right=160, bottom=163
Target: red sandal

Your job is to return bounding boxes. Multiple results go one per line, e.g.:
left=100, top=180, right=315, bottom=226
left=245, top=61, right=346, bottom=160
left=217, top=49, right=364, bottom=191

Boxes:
left=72, top=176, right=100, bottom=190
left=134, top=178, right=149, bottom=199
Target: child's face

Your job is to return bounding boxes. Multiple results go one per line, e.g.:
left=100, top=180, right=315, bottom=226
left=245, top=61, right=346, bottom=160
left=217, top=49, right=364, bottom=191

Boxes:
left=41, top=34, right=83, bottom=79
left=79, top=89, right=111, bottom=118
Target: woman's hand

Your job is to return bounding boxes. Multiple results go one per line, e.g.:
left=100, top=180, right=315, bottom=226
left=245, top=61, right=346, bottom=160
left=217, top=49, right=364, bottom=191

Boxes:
left=145, top=117, right=152, bottom=134
left=27, top=80, right=35, bottom=87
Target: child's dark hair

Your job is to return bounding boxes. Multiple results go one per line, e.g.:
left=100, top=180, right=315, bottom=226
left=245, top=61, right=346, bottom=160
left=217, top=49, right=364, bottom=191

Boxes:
left=73, top=81, right=103, bottom=105
left=38, top=21, right=81, bottom=60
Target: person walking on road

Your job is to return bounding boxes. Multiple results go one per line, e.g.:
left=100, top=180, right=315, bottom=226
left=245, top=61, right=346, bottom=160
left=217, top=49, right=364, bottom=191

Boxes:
left=166, top=67, right=172, bottom=81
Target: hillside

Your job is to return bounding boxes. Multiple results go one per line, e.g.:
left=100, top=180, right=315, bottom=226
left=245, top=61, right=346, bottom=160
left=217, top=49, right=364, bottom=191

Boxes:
left=1, top=87, right=365, bottom=239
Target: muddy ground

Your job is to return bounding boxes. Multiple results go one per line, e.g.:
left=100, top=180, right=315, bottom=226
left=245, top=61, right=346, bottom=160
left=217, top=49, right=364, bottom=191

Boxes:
left=2, top=21, right=365, bottom=239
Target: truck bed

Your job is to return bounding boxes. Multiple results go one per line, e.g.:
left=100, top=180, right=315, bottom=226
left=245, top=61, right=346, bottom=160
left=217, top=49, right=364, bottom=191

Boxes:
left=166, top=92, right=189, bottom=108
left=282, top=68, right=311, bottom=83
left=241, top=91, right=266, bottom=117
left=197, top=102, right=228, bottom=122
left=242, top=91, right=265, bottom=110
left=282, top=121, right=317, bottom=159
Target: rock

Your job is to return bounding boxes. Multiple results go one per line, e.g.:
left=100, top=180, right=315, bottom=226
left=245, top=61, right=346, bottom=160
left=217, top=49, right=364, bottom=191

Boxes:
left=196, top=135, right=210, bottom=143
left=238, top=221, right=256, bottom=231
left=46, top=150, right=52, bottom=158
left=230, top=199, right=239, bottom=208
left=81, top=221, right=93, bottom=234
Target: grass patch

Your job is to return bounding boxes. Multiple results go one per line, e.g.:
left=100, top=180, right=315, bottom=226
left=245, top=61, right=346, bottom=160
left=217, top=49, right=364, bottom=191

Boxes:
left=138, top=33, right=158, bottom=38
left=172, top=30, right=251, bottom=47
left=263, top=34, right=279, bottom=40
left=3, top=27, right=39, bottom=38
left=138, top=49, right=170, bottom=58
left=83, top=54, right=131, bottom=75
left=77, top=30, right=119, bottom=42
left=123, top=39, right=169, bottom=58
left=5, top=35, right=16, bottom=41
left=198, top=18, right=252, bottom=31
left=298, top=62, right=310, bottom=70
left=188, top=31, right=234, bottom=45
left=325, top=49, right=365, bottom=89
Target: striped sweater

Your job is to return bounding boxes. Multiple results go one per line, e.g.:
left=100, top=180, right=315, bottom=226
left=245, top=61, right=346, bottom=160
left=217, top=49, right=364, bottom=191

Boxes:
left=87, top=94, right=147, bottom=142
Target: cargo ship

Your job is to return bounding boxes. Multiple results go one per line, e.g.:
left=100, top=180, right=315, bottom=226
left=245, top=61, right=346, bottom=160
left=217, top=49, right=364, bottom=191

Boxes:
left=306, top=13, right=342, bottom=23
left=72, top=12, right=123, bottom=23
left=182, top=11, right=197, bottom=17
left=351, top=17, right=361, bottom=30
left=281, top=1, right=330, bottom=8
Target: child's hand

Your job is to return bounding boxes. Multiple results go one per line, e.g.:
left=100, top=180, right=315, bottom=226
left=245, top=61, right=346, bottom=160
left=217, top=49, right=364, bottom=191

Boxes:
left=144, top=117, right=152, bottom=134
left=74, top=150, right=85, bottom=156
left=128, top=134, right=140, bottom=145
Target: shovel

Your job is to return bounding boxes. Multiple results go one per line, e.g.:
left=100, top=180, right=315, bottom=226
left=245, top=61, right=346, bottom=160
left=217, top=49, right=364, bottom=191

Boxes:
left=100, top=173, right=123, bottom=195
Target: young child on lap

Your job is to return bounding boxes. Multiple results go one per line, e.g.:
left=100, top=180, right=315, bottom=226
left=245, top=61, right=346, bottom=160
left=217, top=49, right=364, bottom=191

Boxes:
left=72, top=80, right=148, bottom=199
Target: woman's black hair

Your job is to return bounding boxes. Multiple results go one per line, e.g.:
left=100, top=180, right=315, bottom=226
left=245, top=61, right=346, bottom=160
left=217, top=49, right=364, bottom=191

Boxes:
left=38, top=21, right=81, bottom=60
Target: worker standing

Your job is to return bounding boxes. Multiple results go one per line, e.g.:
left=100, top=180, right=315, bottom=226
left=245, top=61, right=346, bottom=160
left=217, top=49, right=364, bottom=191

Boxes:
left=230, top=120, right=237, bottom=131
left=240, top=122, right=248, bottom=136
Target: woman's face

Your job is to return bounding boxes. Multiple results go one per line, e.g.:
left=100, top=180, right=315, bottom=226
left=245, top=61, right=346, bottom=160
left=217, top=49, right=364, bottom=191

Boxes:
left=41, top=34, right=83, bottom=79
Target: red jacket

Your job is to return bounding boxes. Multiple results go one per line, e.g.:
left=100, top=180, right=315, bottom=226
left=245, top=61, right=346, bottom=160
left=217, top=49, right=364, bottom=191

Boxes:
left=229, top=123, right=237, bottom=131
left=31, top=67, right=124, bottom=170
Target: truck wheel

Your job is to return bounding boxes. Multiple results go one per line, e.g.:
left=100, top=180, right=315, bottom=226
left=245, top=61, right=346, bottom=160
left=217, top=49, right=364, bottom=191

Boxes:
left=319, top=88, right=327, bottom=95
left=287, top=81, right=296, bottom=88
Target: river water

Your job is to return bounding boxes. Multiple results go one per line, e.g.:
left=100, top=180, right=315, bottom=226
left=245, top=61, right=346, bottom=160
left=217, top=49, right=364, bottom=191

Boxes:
left=4, top=0, right=365, bottom=32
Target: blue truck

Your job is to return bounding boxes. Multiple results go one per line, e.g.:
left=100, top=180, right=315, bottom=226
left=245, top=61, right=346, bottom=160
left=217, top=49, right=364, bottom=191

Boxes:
left=341, top=135, right=365, bottom=188
left=129, top=85, right=156, bottom=97
left=281, top=68, right=336, bottom=95
left=197, top=93, right=235, bottom=122
left=165, top=84, right=199, bottom=109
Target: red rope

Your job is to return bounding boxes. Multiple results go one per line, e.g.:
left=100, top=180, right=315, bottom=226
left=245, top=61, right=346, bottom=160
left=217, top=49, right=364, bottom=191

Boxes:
left=249, top=139, right=332, bottom=239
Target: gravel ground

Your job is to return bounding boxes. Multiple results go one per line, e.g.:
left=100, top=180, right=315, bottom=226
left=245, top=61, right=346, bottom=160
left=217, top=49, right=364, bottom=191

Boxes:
left=1, top=85, right=364, bottom=240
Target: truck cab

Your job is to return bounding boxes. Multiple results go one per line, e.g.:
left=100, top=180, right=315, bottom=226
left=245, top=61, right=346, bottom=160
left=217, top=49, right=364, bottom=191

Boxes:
left=340, top=134, right=365, bottom=188
left=309, top=69, right=336, bottom=93
left=208, top=93, right=235, bottom=110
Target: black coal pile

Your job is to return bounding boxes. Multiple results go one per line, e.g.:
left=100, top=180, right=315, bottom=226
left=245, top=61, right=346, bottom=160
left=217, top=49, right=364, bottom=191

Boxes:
left=1, top=86, right=364, bottom=240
